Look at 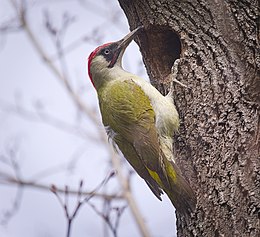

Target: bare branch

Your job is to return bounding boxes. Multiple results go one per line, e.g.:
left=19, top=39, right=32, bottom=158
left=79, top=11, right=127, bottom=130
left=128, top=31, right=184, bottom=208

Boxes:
left=88, top=199, right=127, bottom=237
left=0, top=173, right=122, bottom=201
left=9, top=0, right=98, bottom=124
left=0, top=186, right=23, bottom=225
left=0, top=141, right=24, bottom=225
left=0, top=16, right=23, bottom=33
left=0, top=100, right=99, bottom=142
left=51, top=172, right=115, bottom=237
left=108, top=149, right=151, bottom=237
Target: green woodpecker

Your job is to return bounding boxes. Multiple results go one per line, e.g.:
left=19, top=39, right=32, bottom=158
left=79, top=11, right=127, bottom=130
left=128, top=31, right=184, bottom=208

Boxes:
left=87, top=26, right=196, bottom=213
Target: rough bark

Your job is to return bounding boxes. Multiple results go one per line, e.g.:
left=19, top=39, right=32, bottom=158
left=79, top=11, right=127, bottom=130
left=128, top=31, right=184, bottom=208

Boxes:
left=118, top=0, right=260, bottom=236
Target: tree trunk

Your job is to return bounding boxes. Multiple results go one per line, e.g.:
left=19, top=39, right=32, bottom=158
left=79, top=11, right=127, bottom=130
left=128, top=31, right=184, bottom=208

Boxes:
left=118, top=0, right=260, bottom=236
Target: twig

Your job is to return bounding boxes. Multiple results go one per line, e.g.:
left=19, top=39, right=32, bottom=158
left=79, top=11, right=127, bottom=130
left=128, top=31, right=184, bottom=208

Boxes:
left=9, top=0, right=98, bottom=124
left=0, top=144, right=24, bottom=225
left=88, top=199, right=127, bottom=237
left=0, top=100, right=98, bottom=142
left=0, top=186, right=23, bottom=225
left=0, top=173, right=122, bottom=200
left=108, top=149, right=151, bottom=237
left=51, top=172, right=115, bottom=237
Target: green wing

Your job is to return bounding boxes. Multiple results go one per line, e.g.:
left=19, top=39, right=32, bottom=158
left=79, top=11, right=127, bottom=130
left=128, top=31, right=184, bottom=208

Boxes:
left=98, top=79, right=165, bottom=199
left=98, top=79, right=196, bottom=212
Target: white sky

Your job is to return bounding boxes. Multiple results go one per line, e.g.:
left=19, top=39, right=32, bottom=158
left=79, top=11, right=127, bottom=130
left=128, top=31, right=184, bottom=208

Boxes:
left=0, top=0, right=176, bottom=236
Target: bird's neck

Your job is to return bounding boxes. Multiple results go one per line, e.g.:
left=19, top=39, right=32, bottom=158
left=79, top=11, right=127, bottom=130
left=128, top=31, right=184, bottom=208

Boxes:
left=92, top=64, right=130, bottom=90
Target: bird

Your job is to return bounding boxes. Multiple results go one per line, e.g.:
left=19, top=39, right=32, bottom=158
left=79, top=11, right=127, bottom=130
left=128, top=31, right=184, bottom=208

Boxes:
left=87, top=26, right=196, bottom=213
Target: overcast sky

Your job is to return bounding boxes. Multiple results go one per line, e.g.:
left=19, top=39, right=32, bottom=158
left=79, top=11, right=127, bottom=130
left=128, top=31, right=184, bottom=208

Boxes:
left=0, top=1, right=176, bottom=236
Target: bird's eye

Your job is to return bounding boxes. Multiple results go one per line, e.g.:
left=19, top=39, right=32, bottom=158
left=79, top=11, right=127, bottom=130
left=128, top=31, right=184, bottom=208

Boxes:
left=104, top=49, right=110, bottom=55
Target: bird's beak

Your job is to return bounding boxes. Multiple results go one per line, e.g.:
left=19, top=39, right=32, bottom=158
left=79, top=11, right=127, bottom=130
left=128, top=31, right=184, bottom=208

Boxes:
left=117, top=25, right=144, bottom=51
left=109, top=26, right=144, bottom=68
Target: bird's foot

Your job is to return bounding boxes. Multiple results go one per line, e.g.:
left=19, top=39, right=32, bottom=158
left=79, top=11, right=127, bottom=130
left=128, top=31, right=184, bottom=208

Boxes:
left=170, top=59, right=188, bottom=88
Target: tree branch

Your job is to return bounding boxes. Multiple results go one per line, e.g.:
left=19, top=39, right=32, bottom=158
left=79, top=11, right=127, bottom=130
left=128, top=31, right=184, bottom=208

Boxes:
left=109, top=150, right=151, bottom=237
left=0, top=172, right=122, bottom=201
left=0, top=100, right=99, bottom=142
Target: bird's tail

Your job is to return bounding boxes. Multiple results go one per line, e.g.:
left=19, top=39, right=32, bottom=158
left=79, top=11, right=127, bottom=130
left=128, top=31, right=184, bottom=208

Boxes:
left=164, top=160, right=196, bottom=214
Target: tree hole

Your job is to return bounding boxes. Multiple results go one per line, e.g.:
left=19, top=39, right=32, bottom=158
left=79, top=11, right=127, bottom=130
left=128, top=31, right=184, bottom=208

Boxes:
left=137, top=25, right=181, bottom=91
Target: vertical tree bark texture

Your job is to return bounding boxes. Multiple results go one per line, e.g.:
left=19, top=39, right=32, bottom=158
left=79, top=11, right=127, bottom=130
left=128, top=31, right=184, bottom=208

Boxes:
left=118, top=0, right=260, bottom=236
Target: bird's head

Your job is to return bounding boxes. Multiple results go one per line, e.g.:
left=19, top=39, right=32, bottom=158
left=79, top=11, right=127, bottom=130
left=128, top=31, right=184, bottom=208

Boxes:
left=88, top=26, right=143, bottom=89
